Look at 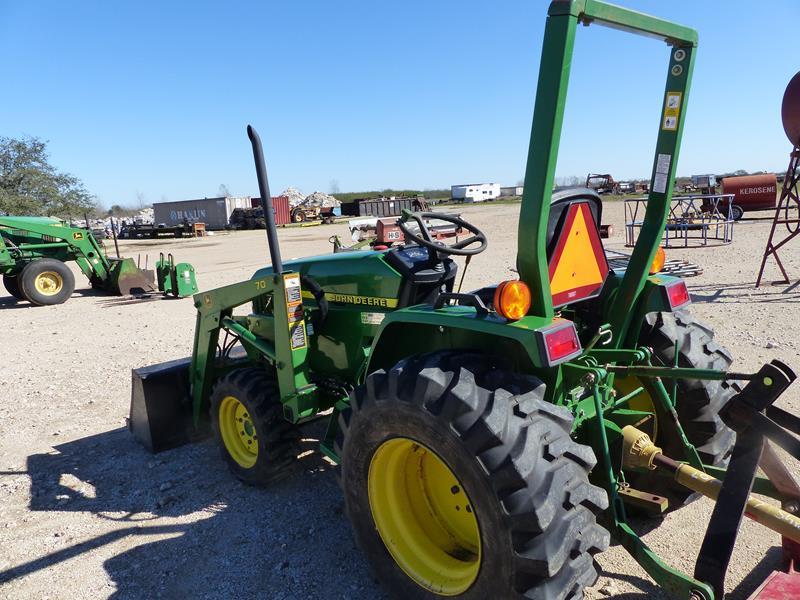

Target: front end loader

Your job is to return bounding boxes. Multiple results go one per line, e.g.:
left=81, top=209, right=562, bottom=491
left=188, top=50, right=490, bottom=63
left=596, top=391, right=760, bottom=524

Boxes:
left=130, top=2, right=800, bottom=598
left=0, top=216, right=195, bottom=305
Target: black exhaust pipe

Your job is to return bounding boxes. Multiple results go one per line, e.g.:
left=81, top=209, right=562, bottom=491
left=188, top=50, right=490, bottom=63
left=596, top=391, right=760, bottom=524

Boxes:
left=247, top=125, right=283, bottom=273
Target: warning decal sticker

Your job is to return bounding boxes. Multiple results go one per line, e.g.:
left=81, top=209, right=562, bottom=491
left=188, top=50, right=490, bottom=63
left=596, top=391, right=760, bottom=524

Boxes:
left=661, top=91, right=682, bottom=131
left=284, top=273, right=307, bottom=350
left=284, top=274, right=302, bottom=306
left=290, top=321, right=307, bottom=350
left=360, top=312, right=386, bottom=325
left=653, top=153, right=672, bottom=194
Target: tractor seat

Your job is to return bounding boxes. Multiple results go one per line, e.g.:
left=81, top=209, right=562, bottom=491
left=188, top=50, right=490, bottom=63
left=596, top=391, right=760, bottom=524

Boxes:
left=547, top=187, right=602, bottom=258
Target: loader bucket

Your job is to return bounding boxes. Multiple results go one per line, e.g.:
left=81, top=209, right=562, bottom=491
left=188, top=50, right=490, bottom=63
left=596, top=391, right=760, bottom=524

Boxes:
left=107, top=257, right=156, bottom=295
left=129, top=357, right=210, bottom=452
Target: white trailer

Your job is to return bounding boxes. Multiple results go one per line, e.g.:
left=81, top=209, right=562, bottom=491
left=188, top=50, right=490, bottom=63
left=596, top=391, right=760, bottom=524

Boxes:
left=451, top=183, right=501, bottom=203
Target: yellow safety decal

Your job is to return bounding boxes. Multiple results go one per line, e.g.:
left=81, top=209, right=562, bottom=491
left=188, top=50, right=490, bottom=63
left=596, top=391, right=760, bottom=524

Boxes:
left=548, top=202, right=609, bottom=307
left=301, top=290, right=398, bottom=308
left=289, top=321, right=307, bottom=350
left=661, top=91, right=681, bottom=131
left=283, top=274, right=307, bottom=350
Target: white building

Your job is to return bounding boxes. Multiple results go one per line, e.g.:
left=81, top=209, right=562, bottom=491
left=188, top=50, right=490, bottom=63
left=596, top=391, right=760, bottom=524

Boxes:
left=451, top=183, right=501, bottom=202
left=500, top=186, right=524, bottom=197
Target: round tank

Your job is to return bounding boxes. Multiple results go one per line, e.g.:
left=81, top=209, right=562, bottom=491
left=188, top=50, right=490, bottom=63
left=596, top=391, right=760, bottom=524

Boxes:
left=722, top=174, right=778, bottom=211
left=783, top=71, right=800, bottom=145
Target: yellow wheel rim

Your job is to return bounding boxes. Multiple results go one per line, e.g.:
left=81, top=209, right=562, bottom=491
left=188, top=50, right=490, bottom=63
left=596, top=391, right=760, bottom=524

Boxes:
left=218, top=396, right=258, bottom=468
left=615, top=376, right=658, bottom=441
left=368, top=437, right=481, bottom=596
left=34, top=271, right=63, bottom=296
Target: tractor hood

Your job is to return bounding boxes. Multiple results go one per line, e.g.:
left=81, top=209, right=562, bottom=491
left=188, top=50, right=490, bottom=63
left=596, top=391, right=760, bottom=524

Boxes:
left=252, top=250, right=403, bottom=305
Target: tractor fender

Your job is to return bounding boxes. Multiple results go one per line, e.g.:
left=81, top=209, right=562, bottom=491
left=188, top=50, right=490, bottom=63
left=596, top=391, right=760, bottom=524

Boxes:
left=619, top=274, right=689, bottom=346
left=365, top=305, right=558, bottom=380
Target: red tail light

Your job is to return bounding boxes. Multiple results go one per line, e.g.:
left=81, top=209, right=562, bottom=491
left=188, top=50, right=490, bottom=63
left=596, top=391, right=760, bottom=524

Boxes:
left=536, top=320, right=582, bottom=366
left=664, top=279, right=690, bottom=309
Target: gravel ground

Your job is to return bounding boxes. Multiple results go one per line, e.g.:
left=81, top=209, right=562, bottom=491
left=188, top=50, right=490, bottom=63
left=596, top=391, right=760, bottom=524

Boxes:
left=1, top=201, right=799, bottom=599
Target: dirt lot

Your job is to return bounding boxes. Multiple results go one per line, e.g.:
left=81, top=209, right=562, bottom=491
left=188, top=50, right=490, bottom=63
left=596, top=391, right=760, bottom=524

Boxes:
left=1, top=201, right=799, bottom=599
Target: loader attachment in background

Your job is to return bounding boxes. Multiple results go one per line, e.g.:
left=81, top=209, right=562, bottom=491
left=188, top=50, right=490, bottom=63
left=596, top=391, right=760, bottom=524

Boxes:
left=106, top=257, right=157, bottom=295
left=156, top=253, right=198, bottom=298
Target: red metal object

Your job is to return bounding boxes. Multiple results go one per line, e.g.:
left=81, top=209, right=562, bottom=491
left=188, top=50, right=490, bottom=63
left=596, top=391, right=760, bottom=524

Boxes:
left=722, top=174, right=778, bottom=213
left=271, top=196, right=291, bottom=226
left=748, top=567, right=800, bottom=600
left=252, top=196, right=291, bottom=225
left=755, top=148, right=800, bottom=287
left=376, top=219, right=404, bottom=245
left=782, top=71, right=800, bottom=145
left=756, top=72, right=800, bottom=286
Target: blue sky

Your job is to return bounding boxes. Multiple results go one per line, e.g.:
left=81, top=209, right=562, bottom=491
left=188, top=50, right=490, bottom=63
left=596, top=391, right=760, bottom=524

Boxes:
left=1, top=1, right=797, bottom=208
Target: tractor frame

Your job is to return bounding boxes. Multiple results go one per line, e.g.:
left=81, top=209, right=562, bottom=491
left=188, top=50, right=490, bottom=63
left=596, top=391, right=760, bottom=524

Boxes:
left=130, top=2, right=800, bottom=599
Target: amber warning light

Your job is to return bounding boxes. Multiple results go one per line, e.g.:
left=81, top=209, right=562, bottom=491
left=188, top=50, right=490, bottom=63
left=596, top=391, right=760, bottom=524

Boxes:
left=650, top=247, right=666, bottom=275
left=494, top=280, right=532, bottom=320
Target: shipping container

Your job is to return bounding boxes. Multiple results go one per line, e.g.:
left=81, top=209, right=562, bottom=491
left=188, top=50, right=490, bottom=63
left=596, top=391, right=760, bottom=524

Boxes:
left=231, top=196, right=291, bottom=228
left=722, top=174, right=778, bottom=218
left=269, top=196, right=291, bottom=225
left=153, top=196, right=254, bottom=230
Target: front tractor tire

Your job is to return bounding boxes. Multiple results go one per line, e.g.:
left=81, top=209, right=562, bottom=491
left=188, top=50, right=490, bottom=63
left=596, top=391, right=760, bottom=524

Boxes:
left=19, top=259, right=75, bottom=306
left=337, top=352, right=609, bottom=600
left=209, top=368, right=299, bottom=486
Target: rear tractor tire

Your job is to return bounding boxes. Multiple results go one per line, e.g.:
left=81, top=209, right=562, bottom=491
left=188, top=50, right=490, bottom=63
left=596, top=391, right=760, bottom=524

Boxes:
left=19, top=259, right=75, bottom=306
left=2, top=273, right=25, bottom=300
left=624, top=310, right=737, bottom=508
left=337, top=352, right=609, bottom=600
left=209, top=368, right=300, bottom=486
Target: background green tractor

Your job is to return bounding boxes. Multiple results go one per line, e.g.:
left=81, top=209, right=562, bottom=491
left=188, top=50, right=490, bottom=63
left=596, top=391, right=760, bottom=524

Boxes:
left=0, top=215, right=156, bottom=305
left=131, top=2, right=800, bottom=598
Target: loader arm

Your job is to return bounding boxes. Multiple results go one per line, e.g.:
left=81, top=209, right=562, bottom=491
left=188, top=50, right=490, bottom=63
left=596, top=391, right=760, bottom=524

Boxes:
left=190, top=272, right=314, bottom=424
left=0, top=216, right=113, bottom=279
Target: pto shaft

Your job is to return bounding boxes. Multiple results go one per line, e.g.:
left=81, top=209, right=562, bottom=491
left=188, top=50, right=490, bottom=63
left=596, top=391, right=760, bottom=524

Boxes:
left=621, top=426, right=800, bottom=544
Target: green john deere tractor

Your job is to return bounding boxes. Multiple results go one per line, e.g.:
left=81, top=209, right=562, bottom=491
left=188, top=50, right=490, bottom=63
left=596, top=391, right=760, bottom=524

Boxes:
left=131, top=2, right=800, bottom=598
left=0, top=216, right=156, bottom=305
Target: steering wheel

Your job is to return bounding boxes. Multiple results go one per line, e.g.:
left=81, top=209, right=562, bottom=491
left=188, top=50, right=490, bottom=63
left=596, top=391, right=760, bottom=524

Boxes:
left=398, top=210, right=488, bottom=256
